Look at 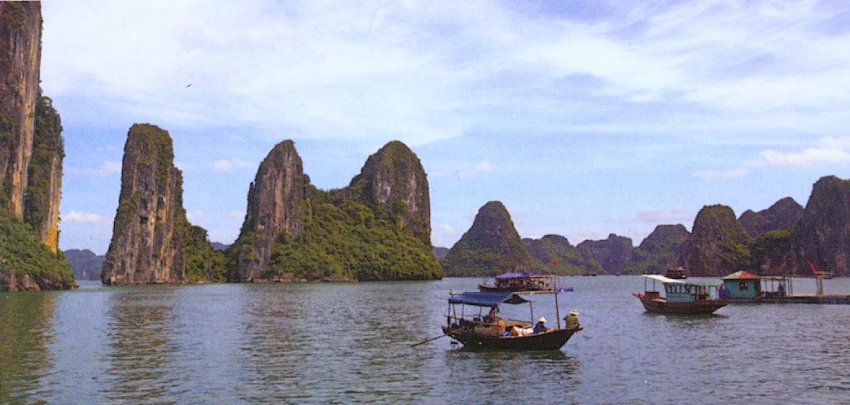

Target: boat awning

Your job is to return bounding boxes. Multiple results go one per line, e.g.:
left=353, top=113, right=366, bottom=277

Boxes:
left=495, top=272, right=531, bottom=280
left=448, top=292, right=530, bottom=306
left=642, top=274, right=686, bottom=284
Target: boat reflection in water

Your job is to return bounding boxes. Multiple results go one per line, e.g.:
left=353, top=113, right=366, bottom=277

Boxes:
left=442, top=289, right=581, bottom=351
left=634, top=275, right=727, bottom=315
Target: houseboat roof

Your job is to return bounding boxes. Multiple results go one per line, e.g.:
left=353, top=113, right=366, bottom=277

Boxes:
left=494, top=272, right=550, bottom=280
left=722, top=270, right=761, bottom=280
left=448, top=291, right=531, bottom=307
left=642, top=274, right=686, bottom=284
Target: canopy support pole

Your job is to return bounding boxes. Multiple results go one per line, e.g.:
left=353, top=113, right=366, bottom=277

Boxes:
left=554, top=277, right=561, bottom=330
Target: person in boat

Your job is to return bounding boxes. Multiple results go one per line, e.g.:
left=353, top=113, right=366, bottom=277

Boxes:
left=564, top=310, right=580, bottom=330
left=777, top=283, right=786, bottom=297
left=533, top=317, right=547, bottom=334
left=484, top=305, right=500, bottom=323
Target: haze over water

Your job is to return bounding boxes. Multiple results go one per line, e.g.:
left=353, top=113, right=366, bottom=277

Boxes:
left=3, top=276, right=850, bottom=403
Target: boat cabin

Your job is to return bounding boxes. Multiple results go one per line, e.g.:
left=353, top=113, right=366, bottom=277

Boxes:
left=721, top=270, right=763, bottom=299
left=642, top=274, right=716, bottom=302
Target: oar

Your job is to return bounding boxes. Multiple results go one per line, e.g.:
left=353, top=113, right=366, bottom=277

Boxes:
left=410, top=334, right=446, bottom=347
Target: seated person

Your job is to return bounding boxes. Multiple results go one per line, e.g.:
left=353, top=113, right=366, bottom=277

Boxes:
left=533, top=316, right=548, bottom=334
left=484, top=305, right=500, bottom=323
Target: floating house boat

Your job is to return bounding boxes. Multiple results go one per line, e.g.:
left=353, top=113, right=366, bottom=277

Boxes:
left=720, top=270, right=850, bottom=305
left=478, top=272, right=572, bottom=293
left=664, top=266, right=687, bottom=280
left=442, top=290, right=581, bottom=350
left=634, top=275, right=727, bottom=315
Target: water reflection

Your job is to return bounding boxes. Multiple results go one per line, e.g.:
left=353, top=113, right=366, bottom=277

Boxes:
left=102, top=287, right=177, bottom=403
left=0, top=292, right=55, bottom=403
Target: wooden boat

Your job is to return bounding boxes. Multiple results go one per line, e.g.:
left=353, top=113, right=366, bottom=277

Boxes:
left=478, top=272, right=572, bottom=293
left=442, top=291, right=581, bottom=350
left=634, top=275, right=727, bottom=315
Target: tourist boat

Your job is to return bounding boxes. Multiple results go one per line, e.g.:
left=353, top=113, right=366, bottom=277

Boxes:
left=478, top=272, right=572, bottom=293
left=442, top=291, right=582, bottom=350
left=664, top=266, right=687, bottom=279
left=634, top=275, right=727, bottom=315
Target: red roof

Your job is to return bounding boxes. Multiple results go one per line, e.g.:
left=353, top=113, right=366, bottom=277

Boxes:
left=722, top=270, right=761, bottom=280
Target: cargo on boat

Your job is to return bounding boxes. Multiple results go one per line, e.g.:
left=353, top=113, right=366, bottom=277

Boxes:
left=442, top=290, right=581, bottom=350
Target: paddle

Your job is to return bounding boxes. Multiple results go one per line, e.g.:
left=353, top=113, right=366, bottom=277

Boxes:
left=409, top=334, right=446, bottom=347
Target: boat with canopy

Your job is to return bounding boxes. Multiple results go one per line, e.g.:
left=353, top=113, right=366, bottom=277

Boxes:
left=634, top=274, right=727, bottom=315
left=441, top=290, right=581, bottom=350
left=478, top=272, right=573, bottom=293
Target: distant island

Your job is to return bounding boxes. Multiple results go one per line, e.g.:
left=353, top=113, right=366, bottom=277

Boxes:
left=441, top=176, right=850, bottom=278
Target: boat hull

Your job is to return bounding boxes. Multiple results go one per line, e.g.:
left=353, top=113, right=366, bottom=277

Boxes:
left=442, top=325, right=581, bottom=350
left=727, top=295, right=850, bottom=305
left=634, top=293, right=727, bottom=315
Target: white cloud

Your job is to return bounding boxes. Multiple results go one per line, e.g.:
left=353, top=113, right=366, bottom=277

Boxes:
left=636, top=208, right=689, bottom=224
left=471, top=161, right=493, bottom=174
left=760, top=147, right=850, bottom=167
left=42, top=1, right=850, bottom=145
left=63, top=211, right=110, bottom=224
left=228, top=210, right=245, bottom=219
left=692, top=168, right=749, bottom=180
left=66, top=161, right=122, bottom=177
left=211, top=158, right=254, bottom=173
left=439, top=224, right=456, bottom=236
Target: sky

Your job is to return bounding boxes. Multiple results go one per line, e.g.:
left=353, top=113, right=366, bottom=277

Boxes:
left=40, top=0, right=850, bottom=255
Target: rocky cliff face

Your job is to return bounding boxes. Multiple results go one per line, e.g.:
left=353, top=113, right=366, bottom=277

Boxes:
left=348, top=141, right=431, bottom=244
left=102, top=124, right=223, bottom=285
left=577, top=234, right=633, bottom=275
left=230, top=140, right=308, bottom=281
left=228, top=140, right=440, bottom=282
left=24, top=95, right=63, bottom=252
left=524, top=234, right=589, bottom=275
left=624, top=224, right=690, bottom=275
left=0, top=2, right=41, bottom=218
left=679, top=205, right=750, bottom=276
left=789, top=176, right=850, bottom=276
left=739, top=197, right=804, bottom=237
left=441, top=201, right=531, bottom=276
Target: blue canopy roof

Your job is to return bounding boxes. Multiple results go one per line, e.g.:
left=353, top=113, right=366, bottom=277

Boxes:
left=448, top=292, right=530, bottom=307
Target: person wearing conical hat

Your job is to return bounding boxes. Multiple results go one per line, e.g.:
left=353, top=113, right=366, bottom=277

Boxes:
left=533, top=316, right=547, bottom=334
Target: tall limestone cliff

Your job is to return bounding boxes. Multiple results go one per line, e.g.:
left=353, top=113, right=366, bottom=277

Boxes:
left=102, top=124, right=224, bottom=285
left=0, top=2, right=71, bottom=291
left=577, top=234, right=633, bottom=275
left=24, top=95, right=63, bottom=252
left=623, top=224, right=690, bottom=275
left=679, top=205, right=751, bottom=276
left=739, top=197, right=804, bottom=237
left=229, top=140, right=308, bottom=281
left=442, top=201, right=531, bottom=277
left=228, top=140, right=441, bottom=282
left=348, top=141, right=431, bottom=244
left=524, top=234, right=588, bottom=275
left=0, top=2, right=41, bottom=218
left=789, top=176, right=850, bottom=276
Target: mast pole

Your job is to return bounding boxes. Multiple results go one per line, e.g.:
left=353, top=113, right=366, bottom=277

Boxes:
left=554, top=276, right=561, bottom=330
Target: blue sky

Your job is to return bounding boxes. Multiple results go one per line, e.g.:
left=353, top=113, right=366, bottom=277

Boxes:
left=41, top=1, right=850, bottom=254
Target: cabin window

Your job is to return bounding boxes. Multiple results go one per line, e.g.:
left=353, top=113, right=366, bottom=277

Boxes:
left=739, top=281, right=748, bottom=291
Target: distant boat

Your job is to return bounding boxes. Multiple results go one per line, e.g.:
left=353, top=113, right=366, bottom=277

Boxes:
left=664, top=266, right=687, bottom=280
left=634, top=275, right=727, bottom=315
left=720, top=270, right=850, bottom=305
left=478, top=272, right=572, bottom=293
left=441, top=291, right=582, bottom=350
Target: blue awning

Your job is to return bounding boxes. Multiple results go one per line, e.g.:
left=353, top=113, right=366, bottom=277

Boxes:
left=448, top=292, right=530, bottom=307
left=495, top=272, right=531, bottom=280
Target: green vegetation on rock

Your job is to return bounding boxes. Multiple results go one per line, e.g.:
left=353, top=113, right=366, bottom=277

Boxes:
left=265, top=190, right=442, bottom=281
left=0, top=212, right=73, bottom=289
left=442, top=201, right=531, bottom=277
left=524, top=235, right=589, bottom=275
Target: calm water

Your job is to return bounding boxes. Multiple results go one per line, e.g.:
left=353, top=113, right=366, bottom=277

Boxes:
left=3, top=276, right=850, bottom=404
